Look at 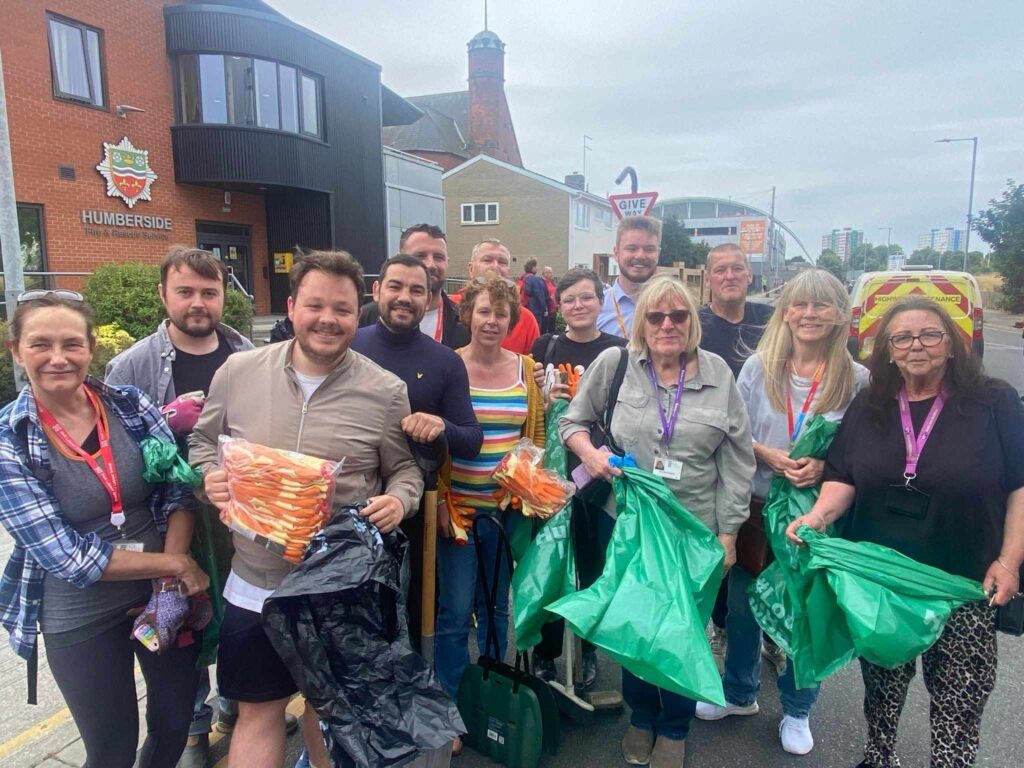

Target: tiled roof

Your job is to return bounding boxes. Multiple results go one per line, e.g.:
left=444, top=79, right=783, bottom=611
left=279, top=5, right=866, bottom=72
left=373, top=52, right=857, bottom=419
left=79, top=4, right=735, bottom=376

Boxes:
left=382, top=91, right=470, bottom=157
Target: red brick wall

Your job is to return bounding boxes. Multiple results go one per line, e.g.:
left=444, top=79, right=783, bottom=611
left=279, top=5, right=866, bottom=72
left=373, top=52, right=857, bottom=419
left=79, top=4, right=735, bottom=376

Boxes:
left=467, top=46, right=522, bottom=167
left=1, top=0, right=271, bottom=313
left=406, top=150, right=467, bottom=173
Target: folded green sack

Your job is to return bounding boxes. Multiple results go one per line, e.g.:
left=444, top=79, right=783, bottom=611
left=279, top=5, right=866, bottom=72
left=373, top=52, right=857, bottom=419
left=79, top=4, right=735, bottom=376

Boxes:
left=141, top=437, right=204, bottom=488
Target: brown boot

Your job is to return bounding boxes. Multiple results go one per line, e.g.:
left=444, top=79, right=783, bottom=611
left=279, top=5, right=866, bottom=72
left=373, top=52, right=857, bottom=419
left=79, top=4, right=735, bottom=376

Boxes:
left=621, top=725, right=655, bottom=765
left=650, top=735, right=686, bottom=768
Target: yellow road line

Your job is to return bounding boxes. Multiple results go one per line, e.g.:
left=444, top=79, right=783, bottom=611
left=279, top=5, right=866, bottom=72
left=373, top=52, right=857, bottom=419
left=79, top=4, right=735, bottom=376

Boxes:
left=0, top=707, right=72, bottom=760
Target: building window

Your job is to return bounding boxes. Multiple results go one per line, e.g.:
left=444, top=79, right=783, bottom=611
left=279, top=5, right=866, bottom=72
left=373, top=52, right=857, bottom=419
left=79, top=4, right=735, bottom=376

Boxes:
left=46, top=14, right=105, bottom=108
left=1, top=205, right=47, bottom=315
left=575, top=202, right=590, bottom=230
left=461, top=202, right=499, bottom=225
left=177, top=54, right=322, bottom=138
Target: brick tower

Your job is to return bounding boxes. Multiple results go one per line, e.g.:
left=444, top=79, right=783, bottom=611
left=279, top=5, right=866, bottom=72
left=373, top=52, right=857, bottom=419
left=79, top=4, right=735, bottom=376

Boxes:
left=467, top=30, right=523, bottom=167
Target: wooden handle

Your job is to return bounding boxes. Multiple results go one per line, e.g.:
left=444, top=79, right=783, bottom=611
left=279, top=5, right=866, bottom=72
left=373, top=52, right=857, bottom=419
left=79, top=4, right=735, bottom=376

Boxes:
left=421, top=491, right=438, bottom=638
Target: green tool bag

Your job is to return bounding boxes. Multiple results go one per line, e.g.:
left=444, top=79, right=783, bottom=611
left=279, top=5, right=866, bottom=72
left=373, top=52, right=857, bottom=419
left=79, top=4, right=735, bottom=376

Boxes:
left=456, top=514, right=551, bottom=767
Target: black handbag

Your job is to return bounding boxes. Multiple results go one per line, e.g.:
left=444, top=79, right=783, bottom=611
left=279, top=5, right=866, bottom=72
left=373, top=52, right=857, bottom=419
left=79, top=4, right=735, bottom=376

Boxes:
left=576, top=348, right=629, bottom=509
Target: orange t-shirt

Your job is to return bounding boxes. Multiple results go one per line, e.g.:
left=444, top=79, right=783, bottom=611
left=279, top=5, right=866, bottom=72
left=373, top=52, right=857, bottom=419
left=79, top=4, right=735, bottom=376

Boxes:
left=450, top=292, right=540, bottom=354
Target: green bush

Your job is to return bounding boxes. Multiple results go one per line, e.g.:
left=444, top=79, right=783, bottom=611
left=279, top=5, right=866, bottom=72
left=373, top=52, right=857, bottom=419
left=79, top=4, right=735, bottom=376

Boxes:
left=84, top=262, right=253, bottom=340
left=0, top=322, right=17, bottom=408
left=90, top=323, right=136, bottom=378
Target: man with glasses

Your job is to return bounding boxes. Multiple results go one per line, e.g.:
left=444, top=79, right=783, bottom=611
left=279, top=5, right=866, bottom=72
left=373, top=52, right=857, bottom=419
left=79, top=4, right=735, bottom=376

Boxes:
left=105, top=246, right=261, bottom=768
left=453, top=239, right=540, bottom=354
left=697, top=243, right=777, bottom=676
left=597, top=216, right=662, bottom=338
left=359, top=224, right=469, bottom=350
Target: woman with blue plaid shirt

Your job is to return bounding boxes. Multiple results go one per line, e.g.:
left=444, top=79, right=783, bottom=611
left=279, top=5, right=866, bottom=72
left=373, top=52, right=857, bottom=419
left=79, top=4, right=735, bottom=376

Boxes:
left=0, top=292, right=208, bottom=768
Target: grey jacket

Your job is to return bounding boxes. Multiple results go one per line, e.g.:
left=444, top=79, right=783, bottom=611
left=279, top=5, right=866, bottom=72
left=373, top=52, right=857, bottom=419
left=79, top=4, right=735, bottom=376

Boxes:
left=105, top=320, right=253, bottom=406
left=560, top=346, right=755, bottom=535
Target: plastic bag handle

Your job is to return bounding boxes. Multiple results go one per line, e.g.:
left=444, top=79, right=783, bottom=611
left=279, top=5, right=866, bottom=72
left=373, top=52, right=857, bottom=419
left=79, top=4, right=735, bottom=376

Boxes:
left=471, top=513, right=516, bottom=664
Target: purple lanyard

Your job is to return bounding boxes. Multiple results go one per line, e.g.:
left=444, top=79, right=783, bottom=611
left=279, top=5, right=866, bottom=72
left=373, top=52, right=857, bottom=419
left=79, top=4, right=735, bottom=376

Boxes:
left=897, top=386, right=946, bottom=482
left=647, top=354, right=687, bottom=446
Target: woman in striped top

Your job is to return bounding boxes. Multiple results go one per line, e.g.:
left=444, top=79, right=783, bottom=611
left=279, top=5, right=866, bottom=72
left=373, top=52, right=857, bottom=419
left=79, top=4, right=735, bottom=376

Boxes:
left=435, top=277, right=545, bottom=729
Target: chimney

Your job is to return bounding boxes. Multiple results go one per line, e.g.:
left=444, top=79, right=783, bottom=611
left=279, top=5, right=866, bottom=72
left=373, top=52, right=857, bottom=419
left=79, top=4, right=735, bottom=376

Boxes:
left=467, top=29, right=522, bottom=166
left=564, top=173, right=585, bottom=191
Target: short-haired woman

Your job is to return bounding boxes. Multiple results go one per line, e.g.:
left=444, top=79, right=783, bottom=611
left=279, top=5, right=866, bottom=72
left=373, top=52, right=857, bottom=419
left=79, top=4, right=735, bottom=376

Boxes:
left=696, top=269, right=869, bottom=755
left=0, top=292, right=208, bottom=768
left=787, top=297, right=1024, bottom=768
left=560, top=275, right=755, bottom=768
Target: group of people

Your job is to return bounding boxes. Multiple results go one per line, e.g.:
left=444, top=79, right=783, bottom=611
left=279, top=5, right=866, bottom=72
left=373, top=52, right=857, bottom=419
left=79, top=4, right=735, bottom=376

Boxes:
left=0, top=214, right=1020, bottom=768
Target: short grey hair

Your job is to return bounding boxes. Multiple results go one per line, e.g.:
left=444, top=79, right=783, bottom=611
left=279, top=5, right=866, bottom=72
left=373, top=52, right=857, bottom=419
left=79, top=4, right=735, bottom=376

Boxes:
left=471, top=238, right=510, bottom=261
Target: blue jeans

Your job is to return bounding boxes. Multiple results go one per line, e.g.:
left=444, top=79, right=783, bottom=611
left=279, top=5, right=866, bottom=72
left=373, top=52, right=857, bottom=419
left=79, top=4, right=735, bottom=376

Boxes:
left=623, top=669, right=696, bottom=740
left=188, top=668, right=237, bottom=737
left=435, top=513, right=513, bottom=697
left=723, top=565, right=820, bottom=718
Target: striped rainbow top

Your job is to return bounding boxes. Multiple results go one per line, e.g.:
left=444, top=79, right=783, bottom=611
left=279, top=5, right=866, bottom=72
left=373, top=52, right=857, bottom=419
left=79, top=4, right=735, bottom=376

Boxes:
left=450, top=361, right=529, bottom=511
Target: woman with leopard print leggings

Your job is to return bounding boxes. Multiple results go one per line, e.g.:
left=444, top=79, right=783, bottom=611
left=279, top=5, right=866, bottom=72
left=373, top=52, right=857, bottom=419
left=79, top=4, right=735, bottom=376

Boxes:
left=785, top=299, right=1024, bottom=767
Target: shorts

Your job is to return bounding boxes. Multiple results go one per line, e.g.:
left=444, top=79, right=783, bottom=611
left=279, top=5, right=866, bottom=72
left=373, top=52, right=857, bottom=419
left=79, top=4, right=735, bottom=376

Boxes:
left=216, top=602, right=298, bottom=703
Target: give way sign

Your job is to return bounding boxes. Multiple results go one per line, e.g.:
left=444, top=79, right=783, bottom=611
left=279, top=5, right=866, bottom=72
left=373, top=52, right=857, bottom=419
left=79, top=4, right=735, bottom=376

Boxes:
left=608, top=192, right=659, bottom=220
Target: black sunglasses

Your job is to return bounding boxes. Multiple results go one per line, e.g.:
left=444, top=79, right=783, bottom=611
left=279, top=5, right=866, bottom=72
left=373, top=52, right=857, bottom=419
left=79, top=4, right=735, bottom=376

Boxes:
left=16, top=289, right=84, bottom=304
left=645, top=309, right=690, bottom=326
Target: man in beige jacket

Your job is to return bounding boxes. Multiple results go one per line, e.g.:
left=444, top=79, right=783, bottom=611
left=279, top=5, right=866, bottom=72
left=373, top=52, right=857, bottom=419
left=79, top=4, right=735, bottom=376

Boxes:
left=190, top=250, right=423, bottom=768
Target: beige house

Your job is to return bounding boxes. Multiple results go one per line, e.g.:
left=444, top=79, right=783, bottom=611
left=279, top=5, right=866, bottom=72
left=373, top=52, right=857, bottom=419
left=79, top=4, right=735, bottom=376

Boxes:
left=442, top=154, right=616, bottom=278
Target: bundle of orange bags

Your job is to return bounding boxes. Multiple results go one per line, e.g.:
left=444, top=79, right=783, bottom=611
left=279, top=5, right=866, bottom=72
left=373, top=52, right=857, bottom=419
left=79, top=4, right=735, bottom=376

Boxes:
left=219, top=437, right=340, bottom=564
left=493, top=438, right=574, bottom=522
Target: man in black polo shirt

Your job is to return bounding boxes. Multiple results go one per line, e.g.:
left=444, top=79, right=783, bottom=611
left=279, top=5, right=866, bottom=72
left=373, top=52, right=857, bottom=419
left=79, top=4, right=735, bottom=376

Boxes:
left=697, top=242, right=776, bottom=675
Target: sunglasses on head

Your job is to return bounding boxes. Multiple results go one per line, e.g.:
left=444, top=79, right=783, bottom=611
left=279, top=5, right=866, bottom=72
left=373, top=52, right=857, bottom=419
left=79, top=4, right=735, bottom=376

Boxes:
left=17, top=289, right=84, bottom=304
left=473, top=276, right=517, bottom=289
left=645, top=309, right=690, bottom=326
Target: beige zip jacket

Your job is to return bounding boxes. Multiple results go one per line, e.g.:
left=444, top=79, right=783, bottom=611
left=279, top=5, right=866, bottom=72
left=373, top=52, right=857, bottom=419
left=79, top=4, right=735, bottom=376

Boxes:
left=190, top=340, right=423, bottom=589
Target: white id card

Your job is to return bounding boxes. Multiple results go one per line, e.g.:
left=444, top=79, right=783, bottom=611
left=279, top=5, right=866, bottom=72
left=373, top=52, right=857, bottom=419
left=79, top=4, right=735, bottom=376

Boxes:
left=652, top=458, right=683, bottom=480
left=113, top=539, right=144, bottom=553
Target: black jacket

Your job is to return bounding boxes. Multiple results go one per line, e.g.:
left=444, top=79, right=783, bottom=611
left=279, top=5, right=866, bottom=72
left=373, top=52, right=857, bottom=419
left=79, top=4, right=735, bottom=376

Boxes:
left=358, top=292, right=469, bottom=350
left=263, top=508, right=463, bottom=768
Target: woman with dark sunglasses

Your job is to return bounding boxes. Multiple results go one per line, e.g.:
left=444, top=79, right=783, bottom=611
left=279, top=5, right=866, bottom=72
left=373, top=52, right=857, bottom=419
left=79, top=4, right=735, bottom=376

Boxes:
left=0, top=291, right=208, bottom=768
left=787, top=297, right=1024, bottom=768
left=559, top=275, right=755, bottom=768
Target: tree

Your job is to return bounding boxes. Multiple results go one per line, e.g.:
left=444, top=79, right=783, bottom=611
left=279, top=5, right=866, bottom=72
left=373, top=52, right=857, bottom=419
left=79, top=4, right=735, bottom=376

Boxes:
left=787, top=255, right=808, bottom=264
left=975, top=180, right=1024, bottom=311
left=907, top=248, right=941, bottom=267
left=817, top=251, right=845, bottom=282
left=659, top=215, right=708, bottom=268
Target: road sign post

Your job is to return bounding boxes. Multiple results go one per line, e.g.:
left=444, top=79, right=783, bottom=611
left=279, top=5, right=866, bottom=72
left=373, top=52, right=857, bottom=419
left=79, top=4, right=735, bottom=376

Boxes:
left=608, top=192, right=659, bottom=220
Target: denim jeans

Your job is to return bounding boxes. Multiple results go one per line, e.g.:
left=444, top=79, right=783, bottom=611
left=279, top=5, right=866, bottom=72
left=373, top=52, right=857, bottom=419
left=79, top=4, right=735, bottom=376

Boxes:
left=188, top=668, right=238, bottom=737
left=723, top=565, right=820, bottom=718
left=623, top=669, right=696, bottom=740
left=435, top=513, right=513, bottom=697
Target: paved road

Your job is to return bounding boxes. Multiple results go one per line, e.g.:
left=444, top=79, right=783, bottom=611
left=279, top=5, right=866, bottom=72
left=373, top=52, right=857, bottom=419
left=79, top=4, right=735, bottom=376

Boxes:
left=981, top=312, right=1024, bottom=393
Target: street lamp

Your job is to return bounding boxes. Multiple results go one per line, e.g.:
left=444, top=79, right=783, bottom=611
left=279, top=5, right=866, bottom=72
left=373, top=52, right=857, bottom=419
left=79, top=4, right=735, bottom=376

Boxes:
left=936, top=137, right=978, bottom=271
left=877, top=226, right=893, bottom=267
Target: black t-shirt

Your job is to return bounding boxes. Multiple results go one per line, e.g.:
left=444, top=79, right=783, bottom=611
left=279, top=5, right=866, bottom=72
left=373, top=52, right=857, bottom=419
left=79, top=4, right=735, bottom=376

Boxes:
left=172, top=331, right=233, bottom=397
left=823, top=385, right=1024, bottom=581
left=698, top=302, right=774, bottom=379
left=530, top=332, right=625, bottom=371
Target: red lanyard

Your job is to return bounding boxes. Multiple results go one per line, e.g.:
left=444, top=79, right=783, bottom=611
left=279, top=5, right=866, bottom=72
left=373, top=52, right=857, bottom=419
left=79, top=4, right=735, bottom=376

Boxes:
left=786, top=361, right=826, bottom=444
left=36, top=387, right=125, bottom=528
left=898, top=386, right=946, bottom=483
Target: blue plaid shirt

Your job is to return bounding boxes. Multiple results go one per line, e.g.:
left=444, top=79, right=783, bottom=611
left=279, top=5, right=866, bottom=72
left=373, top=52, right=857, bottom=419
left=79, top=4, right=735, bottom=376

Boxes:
left=0, top=377, right=195, bottom=661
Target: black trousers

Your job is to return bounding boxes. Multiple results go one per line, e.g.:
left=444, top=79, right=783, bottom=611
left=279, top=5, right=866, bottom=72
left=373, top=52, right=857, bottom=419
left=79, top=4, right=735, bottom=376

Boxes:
left=46, top=615, right=201, bottom=768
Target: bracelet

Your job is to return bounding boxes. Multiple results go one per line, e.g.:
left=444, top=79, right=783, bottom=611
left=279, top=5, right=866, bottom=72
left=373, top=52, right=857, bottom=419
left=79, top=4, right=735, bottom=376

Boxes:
left=996, top=559, right=1019, bottom=577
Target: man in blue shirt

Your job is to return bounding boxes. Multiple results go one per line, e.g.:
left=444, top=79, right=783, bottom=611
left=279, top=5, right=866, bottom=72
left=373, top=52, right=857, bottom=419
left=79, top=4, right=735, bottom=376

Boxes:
left=597, top=216, right=661, bottom=337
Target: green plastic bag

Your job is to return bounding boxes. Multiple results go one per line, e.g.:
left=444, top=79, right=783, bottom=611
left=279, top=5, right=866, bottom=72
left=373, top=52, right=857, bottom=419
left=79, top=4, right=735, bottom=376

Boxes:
left=798, top=526, right=986, bottom=677
left=548, top=467, right=726, bottom=704
left=512, top=504, right=576, bottom=650
left=140, top=437, right=204, bottom=487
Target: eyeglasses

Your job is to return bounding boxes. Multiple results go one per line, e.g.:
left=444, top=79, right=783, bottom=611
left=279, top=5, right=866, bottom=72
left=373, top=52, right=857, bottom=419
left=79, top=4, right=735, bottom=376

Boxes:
left=560, top=293, right=598, bottom=307
left=888, top=331, right=947, bottom=349
left=645, top=309, right=690, bottom=326
left=17, top=289, right=84, bottom=304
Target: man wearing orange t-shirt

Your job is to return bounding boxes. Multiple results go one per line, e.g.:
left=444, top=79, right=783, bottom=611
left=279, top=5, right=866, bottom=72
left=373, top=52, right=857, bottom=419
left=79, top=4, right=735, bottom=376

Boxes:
left=452, top=239, right=540, bottom=354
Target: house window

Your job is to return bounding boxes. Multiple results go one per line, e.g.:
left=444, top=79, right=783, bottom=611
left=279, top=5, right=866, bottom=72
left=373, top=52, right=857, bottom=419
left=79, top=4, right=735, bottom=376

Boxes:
left=575, top=202, right=590, bottom=230
left=177, top=55, right=322, bottom=139
left=0, top=205, right=47, bottom=316
left=461, top=202, right=499, bottom=225
left=46, top=14, right=104, bottom=107
left=602, top=208, right=613, bottom=230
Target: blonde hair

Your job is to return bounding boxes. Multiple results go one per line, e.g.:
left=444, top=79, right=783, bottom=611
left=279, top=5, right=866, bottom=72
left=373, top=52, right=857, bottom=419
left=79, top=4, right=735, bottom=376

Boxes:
left=629, top=275, right=701, bottom=354
left=755, top=269, right=856, bottom=414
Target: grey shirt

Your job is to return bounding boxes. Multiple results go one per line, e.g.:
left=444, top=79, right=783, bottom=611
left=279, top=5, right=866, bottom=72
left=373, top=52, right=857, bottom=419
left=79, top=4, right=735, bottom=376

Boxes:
left=40, top=414, right=161, bottom=637
left=560, top=347, right=756, bottom=535
left=736, top=355, right=870, bottom=498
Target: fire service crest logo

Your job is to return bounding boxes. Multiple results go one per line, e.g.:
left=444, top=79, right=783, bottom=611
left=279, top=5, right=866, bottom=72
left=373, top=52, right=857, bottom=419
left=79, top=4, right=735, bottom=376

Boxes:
left=96, top=137, right=158, bottom=208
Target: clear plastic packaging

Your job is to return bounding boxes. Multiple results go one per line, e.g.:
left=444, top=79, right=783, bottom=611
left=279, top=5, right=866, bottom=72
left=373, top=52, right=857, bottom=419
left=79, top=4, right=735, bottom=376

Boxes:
left=492, top=438, right=575, bottom=520
left=218, top=436, right=343, bottom=564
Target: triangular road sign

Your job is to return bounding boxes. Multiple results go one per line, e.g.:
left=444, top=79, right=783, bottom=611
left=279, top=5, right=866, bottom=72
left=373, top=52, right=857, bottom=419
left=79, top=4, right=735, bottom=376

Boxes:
left=608, top=192, right=659, bottom=220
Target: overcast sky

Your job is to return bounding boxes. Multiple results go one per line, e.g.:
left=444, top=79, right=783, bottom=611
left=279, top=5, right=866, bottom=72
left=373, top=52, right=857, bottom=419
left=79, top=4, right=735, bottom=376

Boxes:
left=272, top=0, right=1022, bottom=258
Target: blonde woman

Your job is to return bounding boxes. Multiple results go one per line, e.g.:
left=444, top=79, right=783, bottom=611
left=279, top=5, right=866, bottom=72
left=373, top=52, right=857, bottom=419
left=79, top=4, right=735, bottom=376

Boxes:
left=560, top=275, right=755, bottom=768
left=695, top=269, right=869, bottom=755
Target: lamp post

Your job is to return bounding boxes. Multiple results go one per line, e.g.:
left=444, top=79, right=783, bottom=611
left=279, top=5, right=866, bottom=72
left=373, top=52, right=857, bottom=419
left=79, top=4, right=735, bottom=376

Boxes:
left=878, top=226, right=893, bottom=268
left=936, top=137, right=978, bottom=271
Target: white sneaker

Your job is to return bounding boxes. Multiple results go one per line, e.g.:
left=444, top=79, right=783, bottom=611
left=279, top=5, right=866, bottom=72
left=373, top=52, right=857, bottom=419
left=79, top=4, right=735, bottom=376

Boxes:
left=695, top=699, right=759, bottom=721
left=779, top=715, right=814, bottom=755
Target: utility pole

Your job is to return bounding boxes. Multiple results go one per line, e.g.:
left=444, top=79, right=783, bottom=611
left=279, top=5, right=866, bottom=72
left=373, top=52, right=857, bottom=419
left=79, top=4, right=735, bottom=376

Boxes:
left=582, top=135, right=592, bottom=190
left=768, top=186, right=776, bottom=287
left=936, top=137, right=978, bottom=271
left=0, top=48, right=25, bottom=319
